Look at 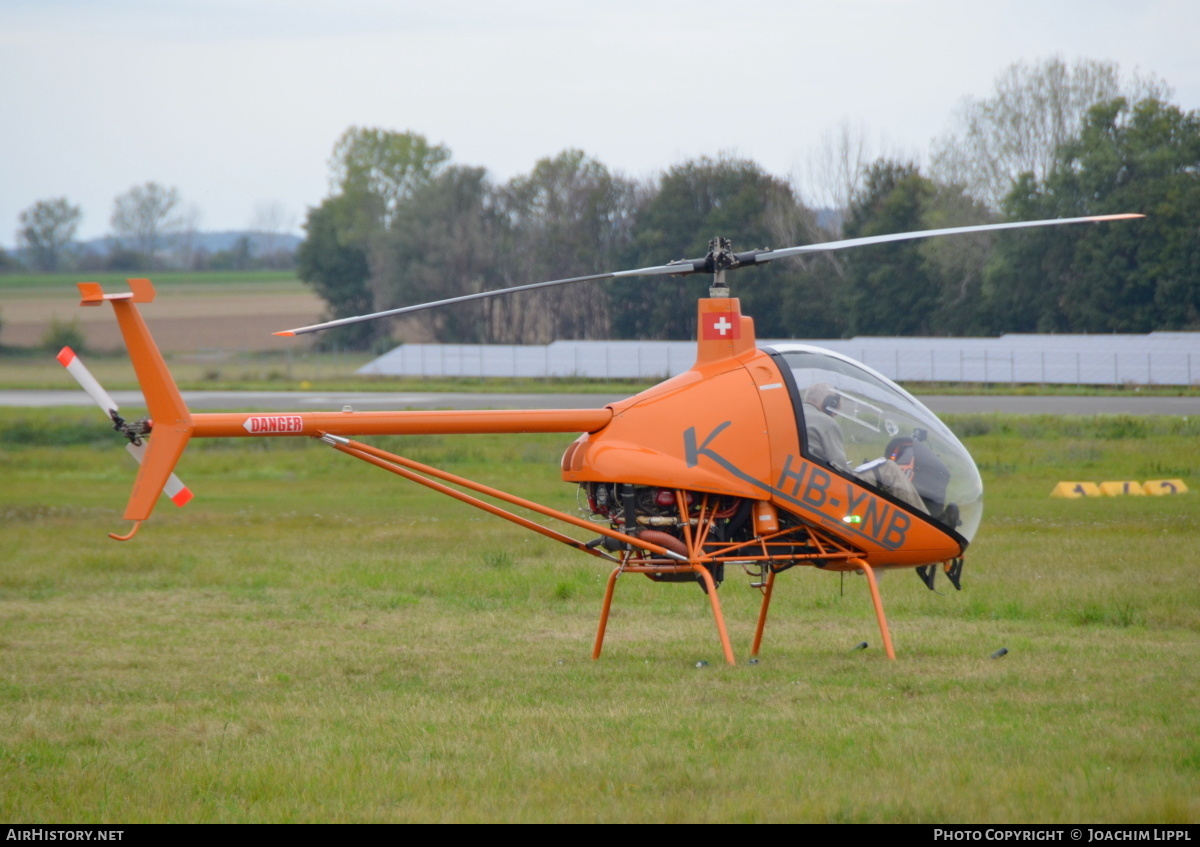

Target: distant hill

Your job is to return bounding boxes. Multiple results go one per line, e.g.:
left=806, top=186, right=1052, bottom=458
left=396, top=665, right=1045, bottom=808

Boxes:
left=76, top=231, right=302, bottom=257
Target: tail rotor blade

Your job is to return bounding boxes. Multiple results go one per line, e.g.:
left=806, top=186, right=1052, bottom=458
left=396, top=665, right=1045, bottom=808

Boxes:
left=57, top=346, right=120, bottom=418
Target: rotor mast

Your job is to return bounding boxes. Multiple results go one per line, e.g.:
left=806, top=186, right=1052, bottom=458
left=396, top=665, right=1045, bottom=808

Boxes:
left=707, top=236, right=735, bottom=298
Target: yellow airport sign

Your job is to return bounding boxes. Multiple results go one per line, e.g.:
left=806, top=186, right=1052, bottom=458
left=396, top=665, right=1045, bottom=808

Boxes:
left=1143, top=479, right=1188, bottom=496
left=1100, top=481, right=1146, bottom=496
left=1052, top=479, right=1188, bottom=497
left=1051, top=482, right=1103, bottom=498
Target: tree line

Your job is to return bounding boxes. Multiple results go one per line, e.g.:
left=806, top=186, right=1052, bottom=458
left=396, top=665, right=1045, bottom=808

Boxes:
left=299, top=58, right=1199, bottom=347
left=11, top=56, right=1194, bottom=344
left=6, top=186, right=297, bottom=273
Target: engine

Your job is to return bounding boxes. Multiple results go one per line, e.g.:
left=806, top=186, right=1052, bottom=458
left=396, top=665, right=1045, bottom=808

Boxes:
left=580, top=482, right=754, bottom=589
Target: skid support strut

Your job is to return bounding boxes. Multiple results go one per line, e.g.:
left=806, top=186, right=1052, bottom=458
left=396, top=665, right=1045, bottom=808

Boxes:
left=592, top=559, right=735, bottom=666
left=319, top=435, right=740, bottom=662
left=850, top=557, right=895, bottom=660
left=749, top=568, right=777, bottom=658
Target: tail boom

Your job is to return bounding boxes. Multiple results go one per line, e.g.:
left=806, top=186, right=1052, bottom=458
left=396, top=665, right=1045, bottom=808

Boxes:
left=77, top=279, right=612, bottom=537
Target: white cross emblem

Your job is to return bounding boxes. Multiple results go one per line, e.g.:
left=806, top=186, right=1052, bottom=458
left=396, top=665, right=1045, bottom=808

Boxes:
left=713, top=317, right=732, bottom=336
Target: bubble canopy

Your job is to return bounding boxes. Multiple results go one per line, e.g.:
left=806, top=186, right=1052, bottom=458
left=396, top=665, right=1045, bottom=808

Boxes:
left=769, top=344, right=982, bottom=543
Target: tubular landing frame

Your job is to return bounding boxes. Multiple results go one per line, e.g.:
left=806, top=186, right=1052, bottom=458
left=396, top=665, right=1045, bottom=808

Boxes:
left=321, top=435, right=898, bottom=665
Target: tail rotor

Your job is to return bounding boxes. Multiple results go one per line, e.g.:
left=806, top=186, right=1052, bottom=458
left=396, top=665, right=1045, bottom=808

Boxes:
left=57, top=345, right=193, bottom=509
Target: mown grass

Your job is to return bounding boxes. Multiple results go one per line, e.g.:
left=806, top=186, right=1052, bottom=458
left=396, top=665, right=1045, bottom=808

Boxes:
left=905, top=382, right=1200, bottom=397
left=0, top=410, right=1196, bottom=822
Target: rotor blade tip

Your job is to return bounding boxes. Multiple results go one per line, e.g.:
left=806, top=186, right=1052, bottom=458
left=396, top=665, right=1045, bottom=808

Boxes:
left=56, top=347, right=75, bottom=366
left=273, top=331, right=296, bottom=337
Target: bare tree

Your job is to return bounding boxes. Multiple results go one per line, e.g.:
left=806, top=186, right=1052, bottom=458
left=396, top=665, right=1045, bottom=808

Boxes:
left=17, top=197, right=83, bottom=271
left=787, top=119, right=895, bottom=278
left=931, top=56, right=1172, bottom=209
left=799, top=119, right=880, bottom=233
left=172, top=204, right=203, bottom=269
left=249, top=201, right=296, bottom=264
left=110, top=182, right=183, bottom=262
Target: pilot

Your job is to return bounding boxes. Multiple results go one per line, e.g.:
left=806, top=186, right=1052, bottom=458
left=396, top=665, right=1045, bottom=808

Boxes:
left=802, top=383, right=928, bottom=513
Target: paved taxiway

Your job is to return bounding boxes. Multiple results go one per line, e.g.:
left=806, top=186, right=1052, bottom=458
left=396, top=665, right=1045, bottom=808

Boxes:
left=2, top=390, right=1197, bottom=415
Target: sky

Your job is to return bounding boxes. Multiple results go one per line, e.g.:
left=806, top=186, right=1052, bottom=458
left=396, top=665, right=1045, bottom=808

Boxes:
left=2, top=0, right=1198, bottom=247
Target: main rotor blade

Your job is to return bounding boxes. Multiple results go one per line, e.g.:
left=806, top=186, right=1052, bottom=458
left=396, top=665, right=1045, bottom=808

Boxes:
left=57, top=346, right=119, bottom=417
left=275, top=212, right=1143, bottom=336
left=275, top=262, right=692, bottom=336
left=750, top=213, right=1144, bottom=264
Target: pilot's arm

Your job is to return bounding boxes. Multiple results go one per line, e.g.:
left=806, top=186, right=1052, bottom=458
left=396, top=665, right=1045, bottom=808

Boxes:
left=803, top=401, right=853, bottom=472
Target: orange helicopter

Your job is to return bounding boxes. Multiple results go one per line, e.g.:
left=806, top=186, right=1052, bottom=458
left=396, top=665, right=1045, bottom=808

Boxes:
left=61, top=214, right=1141, bottom=665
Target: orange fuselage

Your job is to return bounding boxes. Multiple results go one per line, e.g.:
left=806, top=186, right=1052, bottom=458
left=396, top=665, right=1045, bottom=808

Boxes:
left=561, top=298, right=962, bottom=568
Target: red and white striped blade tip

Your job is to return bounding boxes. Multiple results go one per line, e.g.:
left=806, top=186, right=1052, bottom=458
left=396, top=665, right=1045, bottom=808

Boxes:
left=57, top=346, right=120, bottom=416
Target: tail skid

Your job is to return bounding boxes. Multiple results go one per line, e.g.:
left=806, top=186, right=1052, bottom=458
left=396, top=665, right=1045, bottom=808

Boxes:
left=77, top=279, right=195, bottom=538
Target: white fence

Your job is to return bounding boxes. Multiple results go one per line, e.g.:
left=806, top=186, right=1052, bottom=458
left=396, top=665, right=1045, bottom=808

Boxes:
left=358, top=332, right=1200, bottom=386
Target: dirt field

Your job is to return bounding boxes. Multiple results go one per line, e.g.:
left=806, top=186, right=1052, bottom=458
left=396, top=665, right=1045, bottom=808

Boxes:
left=3, top=286, right=326, bottom=352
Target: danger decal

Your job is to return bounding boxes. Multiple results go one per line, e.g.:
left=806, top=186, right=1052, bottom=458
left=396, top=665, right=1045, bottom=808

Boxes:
left=243, top=415, right=305, bottom=434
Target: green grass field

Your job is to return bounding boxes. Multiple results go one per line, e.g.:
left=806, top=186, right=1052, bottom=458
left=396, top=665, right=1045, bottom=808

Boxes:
left=1, top=411, right=1197, bottom=823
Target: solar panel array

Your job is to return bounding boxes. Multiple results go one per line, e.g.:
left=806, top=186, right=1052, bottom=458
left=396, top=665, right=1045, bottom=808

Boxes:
left=358, top=332, right=1200, bottom=386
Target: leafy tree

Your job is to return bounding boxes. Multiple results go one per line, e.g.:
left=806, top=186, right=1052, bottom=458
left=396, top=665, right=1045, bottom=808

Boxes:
left=498, top=150, right=638, bottom=341
left=372, top=165, right=505, bottom=343
left=985, top=98, right=1200, bottom=332
left=370, top=149, right=640, bottom=344
left=298, top=128, right=451, bottom=346
left=612, top=155, right=803, bottom=339
left=17, top=197, right=83, bottom=271
left=110, top=182, right=182, bottom=264
left=917, top=183, right=998, bottom=336
left=296, top=196, right=373, bottom=349
left=329, top=127, right=451, bottom=241
left=841, top=160, right=942, bottom=336
left=932, top=57, right=1170, bottom=209
left=41, top=316, right=86, bottom=354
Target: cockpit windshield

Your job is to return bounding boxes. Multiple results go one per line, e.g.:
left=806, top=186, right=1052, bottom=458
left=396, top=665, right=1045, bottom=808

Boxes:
left=771, top=344, right=982, bottom=542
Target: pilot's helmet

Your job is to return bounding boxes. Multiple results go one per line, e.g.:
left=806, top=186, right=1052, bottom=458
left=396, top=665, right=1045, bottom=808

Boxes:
left=804, top=382, right=840, bottom=416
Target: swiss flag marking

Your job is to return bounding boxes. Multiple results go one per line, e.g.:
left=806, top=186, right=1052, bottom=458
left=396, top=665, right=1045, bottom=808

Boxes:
left=702, top=311, right=740, bottom=340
